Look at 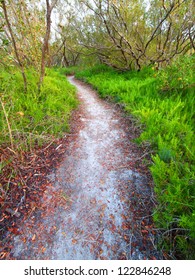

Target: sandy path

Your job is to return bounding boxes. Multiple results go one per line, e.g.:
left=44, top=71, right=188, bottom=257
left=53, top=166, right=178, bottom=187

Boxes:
left=10, top=77, right=161, bottom=260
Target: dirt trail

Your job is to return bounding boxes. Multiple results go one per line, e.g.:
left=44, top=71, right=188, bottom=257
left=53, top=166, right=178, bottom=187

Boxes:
left=10, top=76, right=161, bottom=260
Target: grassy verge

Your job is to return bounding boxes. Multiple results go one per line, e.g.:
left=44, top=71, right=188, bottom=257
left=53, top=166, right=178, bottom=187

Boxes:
left=74, top=56, right=195, bottom=259
left=0, top=67, right=78, bottom=245
left=0, top=67, right=78, bottom=150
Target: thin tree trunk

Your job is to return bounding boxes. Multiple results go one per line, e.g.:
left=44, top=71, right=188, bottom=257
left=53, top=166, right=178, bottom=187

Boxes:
left=63, top=44, right=70, bottom=67
left=38, top=1, right=51, bottom=92
left=38, top=0, right=58, bottom=92
left=2, top=0, right=27, bottom=93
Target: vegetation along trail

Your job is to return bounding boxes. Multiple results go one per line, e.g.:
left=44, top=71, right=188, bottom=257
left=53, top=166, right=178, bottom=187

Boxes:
left=10, top=76, right=161, bottom=260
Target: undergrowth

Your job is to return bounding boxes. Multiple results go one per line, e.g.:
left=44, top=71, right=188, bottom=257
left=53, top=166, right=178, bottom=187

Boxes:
left=0, top=67, right=77, bottom=150
left=74, top=56, right=195, bottom=259
left=0, top=66, right=78, bottom=198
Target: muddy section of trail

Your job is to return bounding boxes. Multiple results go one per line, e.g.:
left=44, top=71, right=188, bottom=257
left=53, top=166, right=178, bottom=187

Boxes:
left=9, top=76, right=161, bottom=260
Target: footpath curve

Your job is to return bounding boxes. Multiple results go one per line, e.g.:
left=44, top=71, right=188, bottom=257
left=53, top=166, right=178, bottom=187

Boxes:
left=10, top=76, right=161, bottom=260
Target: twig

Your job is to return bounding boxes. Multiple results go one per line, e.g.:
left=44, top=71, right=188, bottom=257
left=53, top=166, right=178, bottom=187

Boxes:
left=5, top=208, right=21, bottom=218
left=0, top=98, right=14, bottom=151
left=43, top=140, right=55, bottom=151
left=56, top=144, right=62, bottom=150
left=7, top=147, right=17, bottom=155
left=162, top=227, right=189, bottom=236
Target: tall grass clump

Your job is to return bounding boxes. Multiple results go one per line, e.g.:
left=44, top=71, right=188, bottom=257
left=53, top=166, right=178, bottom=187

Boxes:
left=75, top=56, right=195, bottom=259
left=0, top=67, right=78, bottom=151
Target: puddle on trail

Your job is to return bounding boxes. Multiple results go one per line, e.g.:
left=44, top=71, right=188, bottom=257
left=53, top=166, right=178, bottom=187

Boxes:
left=11, top=76, right=161, bottom=260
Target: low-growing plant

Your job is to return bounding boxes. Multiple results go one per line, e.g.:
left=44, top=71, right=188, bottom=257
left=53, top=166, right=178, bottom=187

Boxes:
left=0, top=67, right=78, bottom=151
left=75, top=56, right=195, bottom=259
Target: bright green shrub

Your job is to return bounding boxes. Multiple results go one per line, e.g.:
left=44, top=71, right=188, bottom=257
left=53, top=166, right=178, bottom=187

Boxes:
left=75, top=56, right=195, bottom=259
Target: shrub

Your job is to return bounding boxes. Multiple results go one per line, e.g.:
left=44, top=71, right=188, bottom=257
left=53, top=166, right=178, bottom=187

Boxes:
left=75, top=56, right=195, bottom=259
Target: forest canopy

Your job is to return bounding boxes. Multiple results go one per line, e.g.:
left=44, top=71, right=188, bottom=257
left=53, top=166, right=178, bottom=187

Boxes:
left=1, top=0, right=194, bottom=77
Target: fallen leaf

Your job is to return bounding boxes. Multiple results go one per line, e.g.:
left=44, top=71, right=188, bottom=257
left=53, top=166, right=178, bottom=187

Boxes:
left=32, top=234, right=36, bottom=241
left=109, top=214, right=115, bottom=220
left=124, top=235, right=129, bottom=241
left=22, top=237, right=27, bottom=243
left=0, top=252, right=7, bottom=259
left=122, top=223, right=130, bottom=230
left=121, top=214, right=127, bottom=220
left=100, top=256, right=107, bottom=260
left=100, top=212, right=104, bottom=218
left=89, top=234, right=95, bottom=241
left=41, top=247, right=46, bottom=253
left=141, top=230, right=148, bottom=234
left=90, top=198, right=96, bottom=204
left=16, top=111, right=24, bottom=117
left=8, top=227, right=20, bottom=235
left=110, top=224, right=116, bottom=232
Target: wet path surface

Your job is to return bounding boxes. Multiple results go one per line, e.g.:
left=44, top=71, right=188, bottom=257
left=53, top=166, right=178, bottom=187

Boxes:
left=10, top=77, right=161, bottom=260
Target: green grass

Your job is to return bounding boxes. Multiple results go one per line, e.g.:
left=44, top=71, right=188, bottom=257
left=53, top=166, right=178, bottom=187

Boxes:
left=56, top=66, right=79, bottom=76
left=0, top=67, right=78, bottom=150
left=75, top=56, right=195, bottom=259
left=0, top=66, right=78, bottom=247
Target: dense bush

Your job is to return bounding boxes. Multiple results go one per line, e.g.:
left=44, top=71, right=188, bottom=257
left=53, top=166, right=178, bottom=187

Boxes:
left=75, top=56, right=195, bottom=259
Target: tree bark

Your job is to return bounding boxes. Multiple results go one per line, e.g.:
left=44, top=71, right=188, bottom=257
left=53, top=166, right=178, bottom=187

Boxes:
left=38, top=0, right=58, bottom=92
left=2, top=0, right=27, bottom=93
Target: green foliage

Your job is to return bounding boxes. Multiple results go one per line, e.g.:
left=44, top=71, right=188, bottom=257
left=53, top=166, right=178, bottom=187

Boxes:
left=57, top=66, right=80, bottom=76
left=157, top=55, right=195, bottom=94
left=0, top=67, right=78, bottom=150
left=76, top=56, right=195, bottom=259
left=76, top=64, right=116, bottom=82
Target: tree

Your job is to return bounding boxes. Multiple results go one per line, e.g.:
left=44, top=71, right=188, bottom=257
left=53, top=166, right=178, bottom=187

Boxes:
left=51, top=4, right=84, bottom=67
left=38, top=0, right=58, bottom=91
left=1, top=0, right=46, bottom=91
left=1, top=0, right=28, bottom=91
left=143, top=0, right=195, bottom=67
left=75, top=0, right=195, bottom=70
left=1, top=0, right=194, bottom=78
